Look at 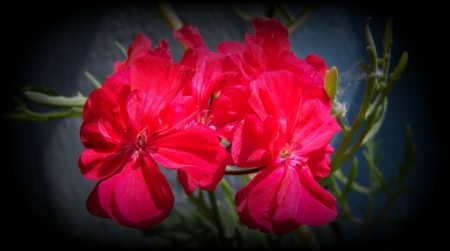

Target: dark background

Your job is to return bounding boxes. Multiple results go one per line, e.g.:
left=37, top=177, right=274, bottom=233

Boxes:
left=3, top=1, right=444, bottom=249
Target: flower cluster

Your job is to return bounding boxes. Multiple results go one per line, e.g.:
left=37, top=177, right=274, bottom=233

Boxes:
left=78, top=17, right=341, bottom=235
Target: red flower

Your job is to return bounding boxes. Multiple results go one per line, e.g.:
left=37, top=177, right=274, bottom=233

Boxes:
left=174, top=24, right=251, bottom=144
left=78, top=54, right=228, bottom=229
left=222, top=17, right=341, bottom=235
left=113, top=33, right=171, bottom=73
left=233, top=71, right=340, bottom=235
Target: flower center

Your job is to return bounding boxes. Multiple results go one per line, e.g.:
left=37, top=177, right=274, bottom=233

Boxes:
left=198, top=109, right=215, bottom=129
left=276, top=140, right=307, bottom=168
left=136, top=126, right=148, bottom=150
left=279, top=140, right=298, bottom=158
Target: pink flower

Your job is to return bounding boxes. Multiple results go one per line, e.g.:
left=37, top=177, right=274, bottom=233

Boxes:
left=78, top=53, right=228, bottom=229
left=222, top=17, right=341, bottom=235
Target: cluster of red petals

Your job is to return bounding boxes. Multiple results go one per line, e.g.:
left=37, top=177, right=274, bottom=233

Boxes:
left=78, top=16, right=341, bottom=235
left=78, top=34, right=228, bottom=229
left=215, top=17, right=342, bottom=235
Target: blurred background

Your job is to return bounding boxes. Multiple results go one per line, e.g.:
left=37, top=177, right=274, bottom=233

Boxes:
left=3, top=1, right=443, bottom=249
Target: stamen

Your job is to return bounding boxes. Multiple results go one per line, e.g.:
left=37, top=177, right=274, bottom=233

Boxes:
left=198, top=109, right=211, bottom=125
left=136, top=126, right=148, bottom=149
left=279, top=141, right=299, bottom=158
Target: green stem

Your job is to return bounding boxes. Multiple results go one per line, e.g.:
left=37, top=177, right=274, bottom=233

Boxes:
left=154, top=1, right=187, bottom=50
left=339, top=103, right=378, bottom=166
left=320, top=18, right=378, bottom=187
left=154, top=1, right=183, bottom=30
left=333, top=169, right=370, bottom=195
left=287, top=2, right=316, bottom=34
left=255, top=230, right=271, bottom=249
left=225, top=165, right=264, bottom=175
left=188, top=191, right=215, bottom=224
left=329, top=174, right=362, bottom=225
left=294, top=225, right=319, bottom=249
left=208, top=191, right=226, bottom=247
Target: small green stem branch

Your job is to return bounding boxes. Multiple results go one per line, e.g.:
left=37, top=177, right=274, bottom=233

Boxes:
left=208, top=191, right=226, bottom=247
left=321, top=18, right=407, bottom=189
left=154, top=1, right=183, bottom=30
left=329, top=18, right=378, bottom=175
left=155, top=1, right=187, bottom=50
left=286, top=2, right=316, bottom=34
left=294, top=225, right=319, bottom=249
left=329, top=171, right=363, bottom=226
left=339, top=100, right=380, bottom=165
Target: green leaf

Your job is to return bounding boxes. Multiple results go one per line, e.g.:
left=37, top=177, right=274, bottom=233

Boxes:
left=363, top=17, right=378, bottom=69
left=333, top=168, right=370, bottom=195
left=24, top=91, right=87, bottom=107
left=115, top=41, right=128, bottom=58
left=141, top=207, right=218, bottom=249
left=274, top=2, right=293, bottom=24
left=20, top=86, right=61, bottom=96
left=231, top=3, right=255, bottom=21
left=342, top=158, right=359, bottom=199
left=362, top=97, right=387, bottom=145
left=287, top=2, right=316, bottom=34
left=386, top=52, right=408, bottom=91
left=363, top=138, right=391, bottom=196
left=399, top=184, right=420, bottom=194
left=380, top=17, right=393, bottom=85
left=324, top=66, right=338, bottom=103
left=84, top=71, right=102, bottom=89
left=3, top=97, right=83, bottom=121
left=187, top=190, right=214, bottom=224
left=392, top=125, right=418, bottom=192
left=401, top=124, right=417, bottom=171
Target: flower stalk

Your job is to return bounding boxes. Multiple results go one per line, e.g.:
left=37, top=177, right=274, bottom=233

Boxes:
left=208, top=191, right=226, bottom=247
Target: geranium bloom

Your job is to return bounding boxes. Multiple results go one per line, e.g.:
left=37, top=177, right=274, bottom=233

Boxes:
left=173, top=24, right=251, bottom=142
left=233, top=70, right=340, bottom=235
left=218, top=17, right=341, bottom=235
left=78, top=52, right=228, bottom=229
left=113, top=33, right=171, bottom=73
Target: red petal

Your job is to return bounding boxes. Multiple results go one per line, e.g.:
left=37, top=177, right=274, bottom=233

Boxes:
left=235, top=162, right=337, bottom=235
left=231, top=114, right=278, bottom=167
left=151, top=123, right=227, bottom=194
left=305, top=54, right=328, bottom=79
left=293, top=98, right=341, bottom=154
left=114, top=33, right=153, bottom=73
left=294, top=169, right=337, bottom=225
left=217, top=41, right=245, bottom=54
left=113, top=33, right=172, bottom=73
left=235, top=164, right=299, bottom=235
left=251, top=17, right=290, bottom=61
left=173, top=24, right=205, bottom=49
left=86, top=182, right=109, bottom=218
left=179, top=46, right=235, bottom=110
left=307, top=144, right=334, bottom=179
left=130, top=56, right=195, bottom=116
left=95, top=154, right=174, bottom=229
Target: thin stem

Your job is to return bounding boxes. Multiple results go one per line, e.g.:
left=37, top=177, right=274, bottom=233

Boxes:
left=225, top=166, right=265, bottom=175
left=340, top=104, right=378, bottom=166
left=154, top=1, right=187, bottom=50
left=294, top=225, right=319, bottom=249
left=324, top=18, right=379, bottom=182
left=255, top=230, right=271, bottom=249
left=333, top=169, right=370, bottom=195
left=154, top=1, right=183, bottom=30
left=208, top=191, right=226, bottom=247
left=288, top=2, right=316, bottom=34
